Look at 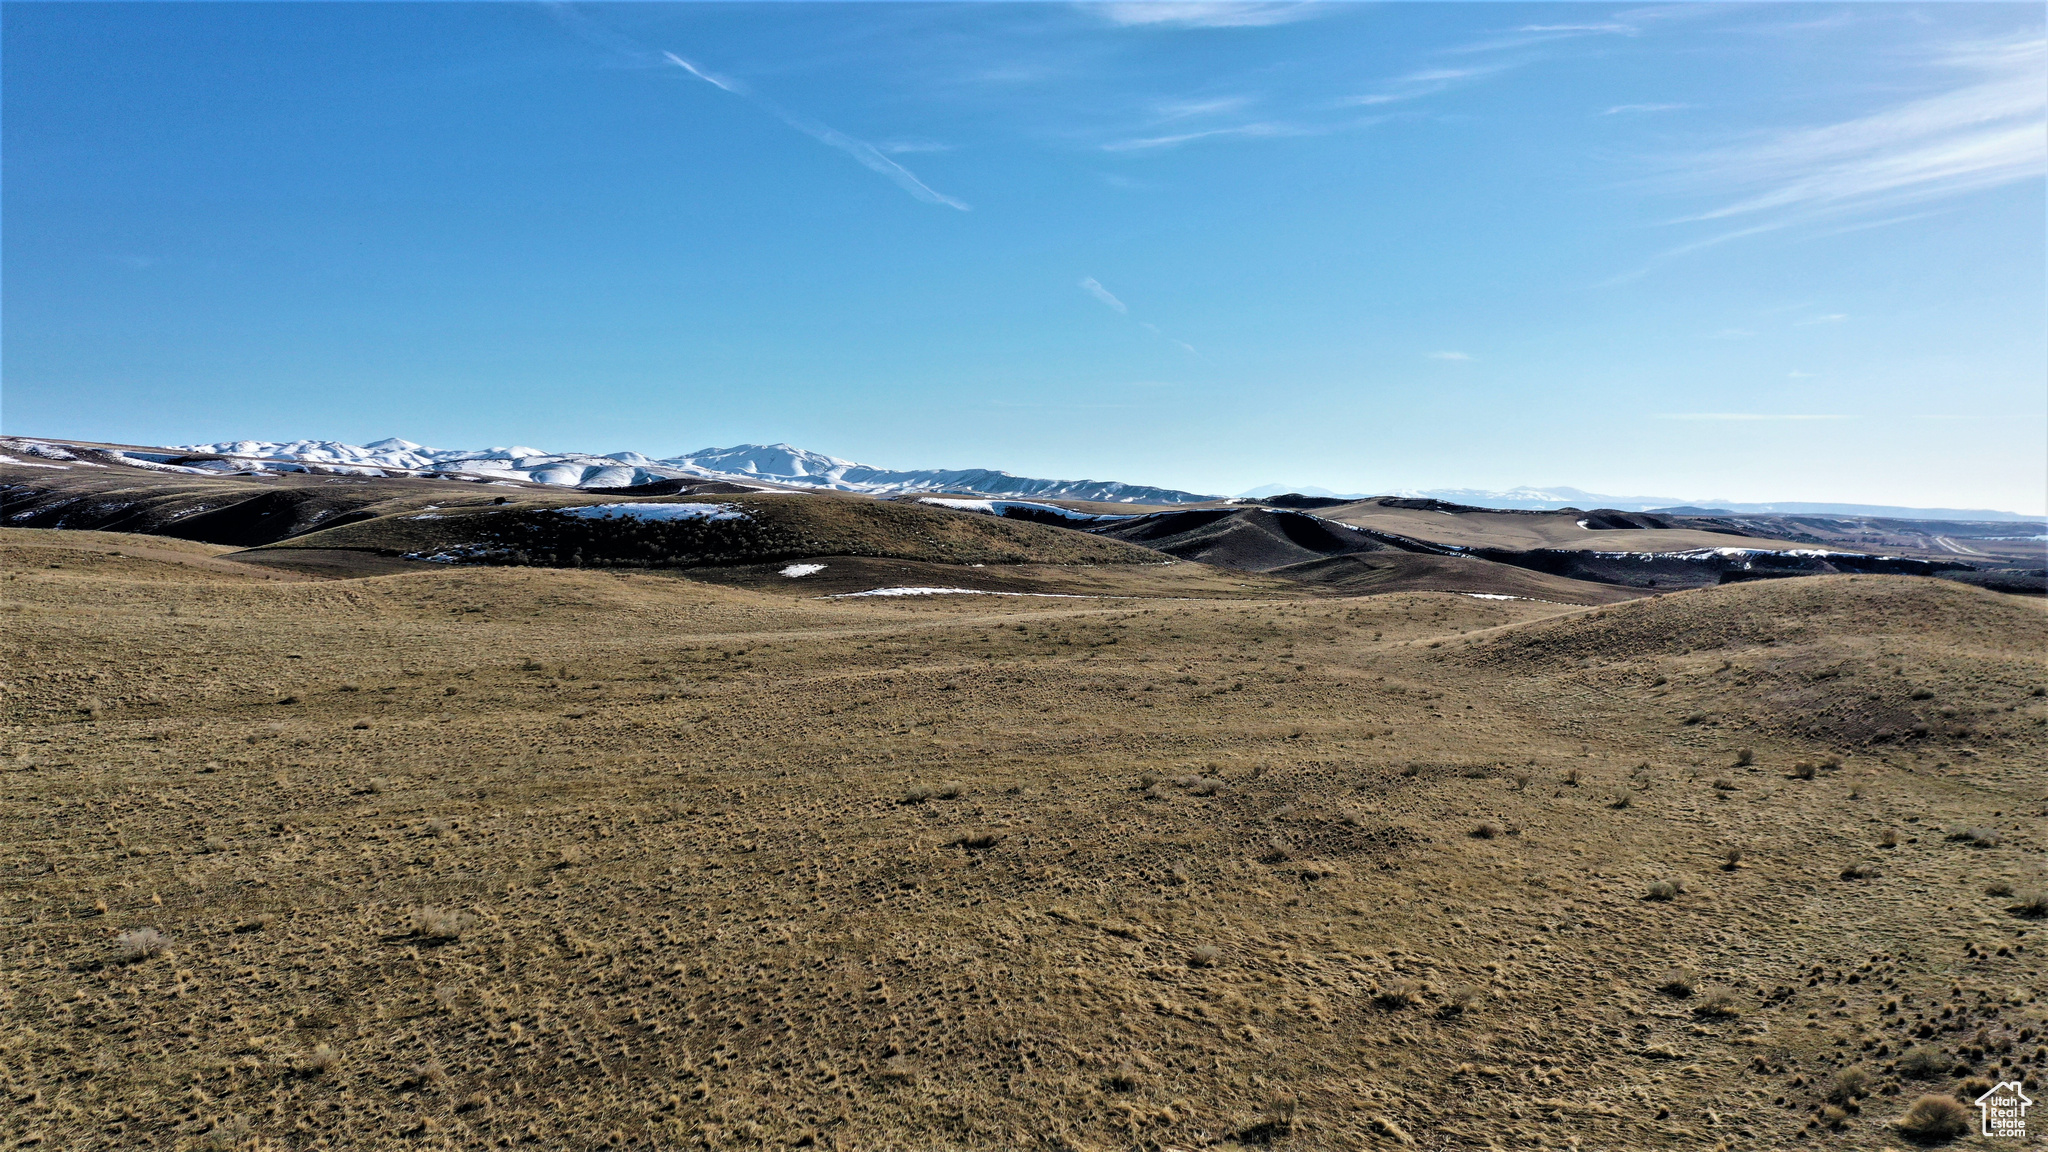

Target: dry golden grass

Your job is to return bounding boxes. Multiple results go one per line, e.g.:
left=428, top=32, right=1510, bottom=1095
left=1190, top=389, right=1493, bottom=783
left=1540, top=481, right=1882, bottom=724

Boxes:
left=2, top=527, right=2044, bottom=1150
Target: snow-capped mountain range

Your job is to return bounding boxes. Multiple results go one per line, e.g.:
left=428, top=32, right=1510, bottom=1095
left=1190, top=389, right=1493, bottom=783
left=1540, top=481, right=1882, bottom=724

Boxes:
left=5, top=435, right=2033, bottom=520
left=164, top=438, right=1219, bottom=504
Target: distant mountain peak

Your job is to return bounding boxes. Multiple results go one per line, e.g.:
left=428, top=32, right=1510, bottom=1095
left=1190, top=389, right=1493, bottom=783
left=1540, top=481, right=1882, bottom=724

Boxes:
left=153, top=437, right=1219, bottom=504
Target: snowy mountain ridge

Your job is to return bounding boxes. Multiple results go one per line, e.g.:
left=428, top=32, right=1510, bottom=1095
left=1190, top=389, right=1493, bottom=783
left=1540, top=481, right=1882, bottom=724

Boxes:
left=164, top=438, right=1220, bottom=504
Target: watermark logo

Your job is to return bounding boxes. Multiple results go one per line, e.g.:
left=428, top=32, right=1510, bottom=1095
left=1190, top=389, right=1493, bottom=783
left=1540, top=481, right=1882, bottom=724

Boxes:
left=1975, top=1081, right=2033, bottom=1139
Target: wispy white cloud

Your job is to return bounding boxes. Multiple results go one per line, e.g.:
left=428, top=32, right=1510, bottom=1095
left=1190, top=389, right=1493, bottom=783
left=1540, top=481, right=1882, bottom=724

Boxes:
left=1520, top=24, right=1635, bottom=35
left=1604, top=103, right=1691, bottom=115
left=1152, top=96, right=1255, bottom=121
left=879, top=139, right=954, bottom=155
left=1100, top=121, right=1309, bottom=151
left=1445, top=19, right=1640, bottom=56
left=1338, top=65, right=1505, bottom=108
left=1141, top=321, right=1198, bottom=353
left=1075, top=281, right=1197, bottom=351
left=662, top=53, right=969, bottom=211
left=1092, top=3, right=1319, bottom=29
left=663, top=52, right=748, bottom=95
left=1426, top=351, right=1473, bottom=361
left=1671, top=35, right=2046, bottom=227
left=1655, top=413, right=1851, bottom=421
left=1079, top=277, right=1129, bottom=313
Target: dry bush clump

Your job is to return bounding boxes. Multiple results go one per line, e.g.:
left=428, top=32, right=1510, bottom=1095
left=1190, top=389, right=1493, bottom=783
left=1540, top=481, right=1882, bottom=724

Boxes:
left=1734, top=747, right=1755, bottom=766
left=303, top=1043, right=342, bottom=1076
left=1791, top=761, right=1817, bottom=780
left=1440, top=984, right=1484, bottom=1015
left=1840, top=862, right=1875, bottom=880
left=1719, top=847, right=1743, bottom=871
left=115, top=927, right=170, bottom=963
left=1878, top=828, right=1901, bottom=848
left=205, top=1115, right=252, bottom=1151
left=1469, top=821, right=1501, bottom=840
left=1692, top=988, right=1739, bottom=1018
left=1376, top=977, right=1423, bottom=1009
left=1188, top=944, right=1223, bottom=968
left=407, top=907, right=472, bottom=941
left=1656, top=970, right=1697, bottom=998
left=1645, top=879, right=1685, bottom=901
left=1947, top=826, right=2001, bottom=848
left=1895, top=1094, right=1970, bottom=1143
left=1827, top=1064, right=1872, bottom=1103
left=2009, top=891, right=2048, bottom=919
left=1896, top=1047, right=1950, bottom=1079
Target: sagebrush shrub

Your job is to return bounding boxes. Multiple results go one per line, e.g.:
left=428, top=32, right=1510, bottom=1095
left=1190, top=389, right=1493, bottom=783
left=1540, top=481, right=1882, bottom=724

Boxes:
left=115, top=928, right=169, bottom=963
left=1897, top=1047, right=1949, bottom=1079
left=1895, top=1094, right=1969, bottom=1142
left=1693, top=988, right=1739, bottom=1018
left=1828, top=1065, right=1872, bottom=1103
left=408, top=907, right=471, bottom=941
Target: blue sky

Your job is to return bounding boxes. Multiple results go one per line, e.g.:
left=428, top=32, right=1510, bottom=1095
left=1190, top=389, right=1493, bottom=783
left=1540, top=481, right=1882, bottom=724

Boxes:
left=5, top=2, right=2044, bottom=511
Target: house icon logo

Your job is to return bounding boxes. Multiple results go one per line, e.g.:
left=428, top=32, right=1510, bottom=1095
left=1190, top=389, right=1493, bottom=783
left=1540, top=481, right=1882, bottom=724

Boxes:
left=1974, top=1081, right=2033, bottom=1139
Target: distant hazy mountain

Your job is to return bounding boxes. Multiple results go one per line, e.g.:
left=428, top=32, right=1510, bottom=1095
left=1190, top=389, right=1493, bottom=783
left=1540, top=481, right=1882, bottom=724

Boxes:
left=170, top=438, right=1218, bottom=504
left=1237, top=482, right=2038, bottom=522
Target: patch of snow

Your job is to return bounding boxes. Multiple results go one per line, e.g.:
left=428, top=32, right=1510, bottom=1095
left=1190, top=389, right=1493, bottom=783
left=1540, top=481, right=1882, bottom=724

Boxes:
left=918, top=497, right=1141, bottom=522
left=830, top=587, right=1091, bottom=599
left=1585, top=546, right=1857, bottom=561
left=0, top=456, right=71, bottom=469
left=1463, top=593, right=1520, bottom=600
left=553, top=502, right=748, bottom=522
left=2, top=439, right=85, bottom=462
left=779, top=563, right=826, bottom=578
left=1575, top=519, right=1590, bottom=530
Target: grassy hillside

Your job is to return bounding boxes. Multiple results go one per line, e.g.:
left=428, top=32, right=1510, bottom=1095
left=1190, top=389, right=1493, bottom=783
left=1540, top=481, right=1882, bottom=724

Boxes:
left=259, top=492, right=1170, bottom=569
left=4, top=531, right=2042, bottom=1150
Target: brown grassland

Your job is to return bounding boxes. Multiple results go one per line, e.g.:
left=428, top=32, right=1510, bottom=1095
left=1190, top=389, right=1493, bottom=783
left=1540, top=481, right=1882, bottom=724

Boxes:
left=2, top=527, right=2044, bottom=1151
